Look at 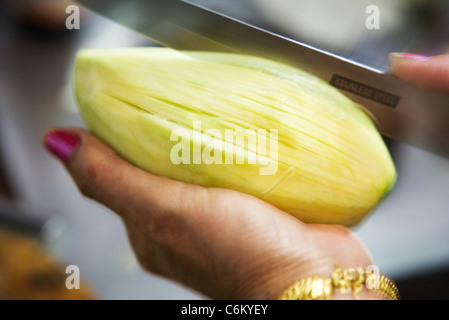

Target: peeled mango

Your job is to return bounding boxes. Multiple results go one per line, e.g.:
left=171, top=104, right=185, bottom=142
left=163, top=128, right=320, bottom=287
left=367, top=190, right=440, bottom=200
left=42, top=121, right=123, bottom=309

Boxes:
left=74, top=47, right=396, bottom=226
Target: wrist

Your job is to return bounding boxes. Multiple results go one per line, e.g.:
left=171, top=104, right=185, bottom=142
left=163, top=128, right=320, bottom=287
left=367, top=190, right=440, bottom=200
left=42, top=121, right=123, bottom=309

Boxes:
left=237, top=256, right=337, bottom=300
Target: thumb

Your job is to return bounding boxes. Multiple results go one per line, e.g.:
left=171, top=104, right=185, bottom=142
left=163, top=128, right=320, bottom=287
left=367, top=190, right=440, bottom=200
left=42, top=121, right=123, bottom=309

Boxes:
left=389, top=53, right=449, bottom=94
left=41, top=128, right=191, bottom=227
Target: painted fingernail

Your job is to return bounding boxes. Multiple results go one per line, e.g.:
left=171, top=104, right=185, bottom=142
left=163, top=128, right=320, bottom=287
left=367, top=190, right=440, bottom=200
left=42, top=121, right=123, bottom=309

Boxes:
left=389, top=52, right=428, bottom=61
left=43, top=130, right=80, bottom=164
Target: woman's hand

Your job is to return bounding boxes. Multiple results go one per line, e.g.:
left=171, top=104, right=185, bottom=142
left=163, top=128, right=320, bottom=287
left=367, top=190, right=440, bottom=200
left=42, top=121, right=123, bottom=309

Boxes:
left=43, top=128, right=374, bottom=300
left=389, top=53, right=449, bottom=94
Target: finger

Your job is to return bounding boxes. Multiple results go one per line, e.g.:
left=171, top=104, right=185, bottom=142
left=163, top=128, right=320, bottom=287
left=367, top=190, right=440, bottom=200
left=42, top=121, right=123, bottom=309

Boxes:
left=389, top=53, right=449, bottom=94
left=42, top=128, right=209, bottom=228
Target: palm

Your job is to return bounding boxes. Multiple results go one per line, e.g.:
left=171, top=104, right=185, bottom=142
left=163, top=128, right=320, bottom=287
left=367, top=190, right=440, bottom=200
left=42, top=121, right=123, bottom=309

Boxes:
left=123, top=184, right=373, bottom=299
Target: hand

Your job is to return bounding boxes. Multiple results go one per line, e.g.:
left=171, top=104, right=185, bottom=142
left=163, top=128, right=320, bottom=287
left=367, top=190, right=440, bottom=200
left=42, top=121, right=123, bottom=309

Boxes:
left=42, top=128, right=375, bottom=300
left=389, top=53, right=449, bottom=94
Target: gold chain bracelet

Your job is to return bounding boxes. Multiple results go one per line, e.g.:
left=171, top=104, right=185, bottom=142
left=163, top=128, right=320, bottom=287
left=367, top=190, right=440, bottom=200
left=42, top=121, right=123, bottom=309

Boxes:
left=278, top=265, right=400, bottom=300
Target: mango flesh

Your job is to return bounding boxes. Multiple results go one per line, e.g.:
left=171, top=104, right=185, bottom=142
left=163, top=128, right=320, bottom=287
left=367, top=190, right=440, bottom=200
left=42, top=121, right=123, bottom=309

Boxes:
left=74, top=47, right=396, bottom=226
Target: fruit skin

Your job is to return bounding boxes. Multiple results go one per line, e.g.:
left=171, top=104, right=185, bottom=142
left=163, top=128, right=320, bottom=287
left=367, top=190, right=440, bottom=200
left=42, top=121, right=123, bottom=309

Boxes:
left=74, top=47, right=396, bottom=226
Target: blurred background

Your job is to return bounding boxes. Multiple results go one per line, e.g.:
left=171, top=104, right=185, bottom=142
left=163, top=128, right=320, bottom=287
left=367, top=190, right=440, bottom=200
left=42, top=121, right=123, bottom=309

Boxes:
left=0, top=0, right=448, bottom=299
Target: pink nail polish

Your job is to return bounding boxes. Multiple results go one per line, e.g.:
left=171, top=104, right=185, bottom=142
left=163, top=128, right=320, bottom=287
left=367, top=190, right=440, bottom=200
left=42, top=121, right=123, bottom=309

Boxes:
left=44, top=130, right=80, bottom=164
left=394, top=52, right=428, bottom=60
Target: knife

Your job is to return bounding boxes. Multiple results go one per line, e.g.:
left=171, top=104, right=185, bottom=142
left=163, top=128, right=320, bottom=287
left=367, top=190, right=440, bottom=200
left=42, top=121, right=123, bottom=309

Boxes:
left=75, top=0, right=449, bottom=159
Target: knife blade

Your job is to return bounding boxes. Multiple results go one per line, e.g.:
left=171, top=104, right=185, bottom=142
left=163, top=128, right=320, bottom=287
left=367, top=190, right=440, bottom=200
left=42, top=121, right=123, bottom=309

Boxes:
left=76, top=0, right=449, bottom=159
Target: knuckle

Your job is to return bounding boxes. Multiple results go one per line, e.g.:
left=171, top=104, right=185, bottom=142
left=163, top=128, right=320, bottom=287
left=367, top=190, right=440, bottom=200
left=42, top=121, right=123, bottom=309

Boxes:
left=146, top=185, right=209, bottom=245
left=147, top=210, right=179, bottom=245
left=77, top=155, right=114, bottom=198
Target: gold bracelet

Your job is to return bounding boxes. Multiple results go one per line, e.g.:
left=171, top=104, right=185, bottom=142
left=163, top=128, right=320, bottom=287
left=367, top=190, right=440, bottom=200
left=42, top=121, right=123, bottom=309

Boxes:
left=278, top=265, right=400, bottom=300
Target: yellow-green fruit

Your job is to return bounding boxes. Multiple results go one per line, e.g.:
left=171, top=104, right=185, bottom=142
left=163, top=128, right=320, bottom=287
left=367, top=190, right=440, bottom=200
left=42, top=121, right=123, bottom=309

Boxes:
left=74, top=47, right=396, bottom=226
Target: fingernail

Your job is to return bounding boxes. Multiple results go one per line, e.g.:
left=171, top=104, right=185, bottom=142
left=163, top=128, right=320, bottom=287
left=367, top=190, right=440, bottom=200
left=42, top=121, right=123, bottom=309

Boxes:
left=389, top=52, right=428, bottom=61
left=43, top=130, right=80, bottom=164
